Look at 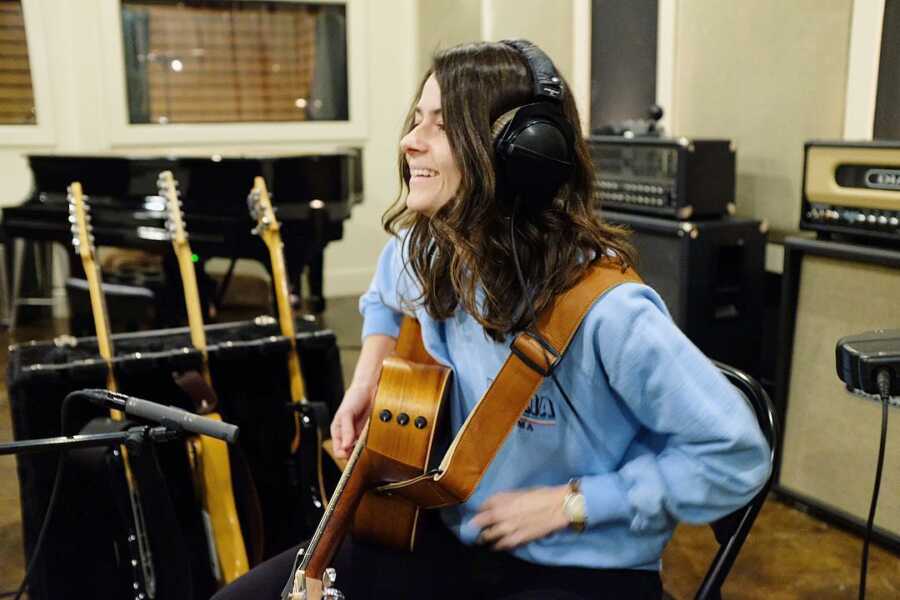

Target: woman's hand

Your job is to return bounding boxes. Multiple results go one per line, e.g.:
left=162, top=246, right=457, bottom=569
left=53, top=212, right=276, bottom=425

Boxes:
left=330, top=383, right=376, bottom=458
left=330, top=333, right=397, bottom=458
left=470, top=485, right=571, bottom=550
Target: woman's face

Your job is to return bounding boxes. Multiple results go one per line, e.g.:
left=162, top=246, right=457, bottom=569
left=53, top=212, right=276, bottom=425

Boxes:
left=401, top=75, right=462, bottom=216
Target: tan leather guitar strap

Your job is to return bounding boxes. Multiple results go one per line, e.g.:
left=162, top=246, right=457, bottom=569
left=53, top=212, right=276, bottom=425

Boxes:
left=377, top=261, right=642, bottom=509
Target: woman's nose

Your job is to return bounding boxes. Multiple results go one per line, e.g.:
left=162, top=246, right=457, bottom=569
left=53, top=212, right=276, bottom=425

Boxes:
left=401, top=126, right=426, bottom=154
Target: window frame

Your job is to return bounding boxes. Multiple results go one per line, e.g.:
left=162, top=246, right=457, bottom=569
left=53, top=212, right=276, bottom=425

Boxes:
left=99, top=0, right=367, bottom=146
left=0, top=0, right=57, bottom=146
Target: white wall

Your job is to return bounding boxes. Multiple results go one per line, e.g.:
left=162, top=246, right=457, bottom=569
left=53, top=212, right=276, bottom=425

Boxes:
left=482, top=0, right=575, bottom=84
left=670, top=0, right=854, bottom=235
left=327, top=0, right=419, bottom=296
left=0, top=0, right=420, bottom=300
left=418, top=0, right=482, bottom=75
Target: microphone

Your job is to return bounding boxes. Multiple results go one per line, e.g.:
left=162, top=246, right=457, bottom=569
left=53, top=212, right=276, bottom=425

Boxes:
left=84, top=389, right=240, bottom=443
left=836, top=329, right=900, bottom=400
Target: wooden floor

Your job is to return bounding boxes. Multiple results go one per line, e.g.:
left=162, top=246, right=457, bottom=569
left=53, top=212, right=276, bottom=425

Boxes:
left=0, top=296, right=898, bottom=599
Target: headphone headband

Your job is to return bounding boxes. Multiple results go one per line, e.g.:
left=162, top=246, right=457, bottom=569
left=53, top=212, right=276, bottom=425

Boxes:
left=501, top=39, right=564, bottom=102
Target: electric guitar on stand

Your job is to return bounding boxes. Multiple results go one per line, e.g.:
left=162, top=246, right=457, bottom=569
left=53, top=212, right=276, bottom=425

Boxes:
left=157, top=170, right=254, bottom=585
left=248, top=176, right=332, bottom=528
left=68, top=182, right=156, bottom=597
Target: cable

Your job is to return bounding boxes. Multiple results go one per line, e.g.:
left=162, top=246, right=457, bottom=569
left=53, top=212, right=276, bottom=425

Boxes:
left=12, top=391, right=82, bottom=600
left=858, top=368, right=892, bottom=600
left=508, top=209, right=588, bottom=435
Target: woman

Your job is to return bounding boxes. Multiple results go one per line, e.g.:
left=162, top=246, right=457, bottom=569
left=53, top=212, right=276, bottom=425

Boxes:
left=215, top=40, right=770, bottom=600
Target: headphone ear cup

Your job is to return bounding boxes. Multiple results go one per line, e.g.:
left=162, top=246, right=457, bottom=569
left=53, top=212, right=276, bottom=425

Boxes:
left=493, top=103, right=575, bottom=205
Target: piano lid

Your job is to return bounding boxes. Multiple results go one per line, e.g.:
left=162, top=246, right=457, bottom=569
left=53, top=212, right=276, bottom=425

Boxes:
left=24, top=148, right=363, bottom=219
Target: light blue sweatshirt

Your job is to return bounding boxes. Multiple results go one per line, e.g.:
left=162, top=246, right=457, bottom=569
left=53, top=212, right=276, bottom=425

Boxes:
left=359, top=234, right=771, bottom=571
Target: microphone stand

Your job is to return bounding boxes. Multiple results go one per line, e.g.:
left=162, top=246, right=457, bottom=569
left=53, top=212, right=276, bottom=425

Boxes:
left=2, top=423, right=183, bottom=600
left=0, top=425, right=182, bottom=457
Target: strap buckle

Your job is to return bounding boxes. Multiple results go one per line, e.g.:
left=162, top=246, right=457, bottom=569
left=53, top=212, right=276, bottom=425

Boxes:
left=510, top=330, right=561, bottom=377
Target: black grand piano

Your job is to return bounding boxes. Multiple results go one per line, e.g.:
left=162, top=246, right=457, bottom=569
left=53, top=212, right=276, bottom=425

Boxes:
left=2, top=149, right=362, bottom=325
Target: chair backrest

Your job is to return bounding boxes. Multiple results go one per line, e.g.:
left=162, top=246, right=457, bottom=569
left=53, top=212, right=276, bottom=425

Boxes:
left=695, top=361, right=780, bottom=600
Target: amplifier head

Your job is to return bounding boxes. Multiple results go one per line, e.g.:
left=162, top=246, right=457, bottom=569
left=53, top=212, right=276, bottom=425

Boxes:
left=587, top=136, right=735, bottom=220
left=802, top=140, right=900, bottom=242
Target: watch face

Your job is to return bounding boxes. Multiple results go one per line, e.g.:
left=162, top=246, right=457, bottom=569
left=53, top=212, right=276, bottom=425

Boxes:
left=565, top=493, right=587, bottom=522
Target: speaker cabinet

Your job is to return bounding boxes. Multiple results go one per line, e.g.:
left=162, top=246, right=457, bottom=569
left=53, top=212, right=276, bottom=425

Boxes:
left=776, top=236, right=900, bottom=547
left=603, top=210, right=766, bottom=377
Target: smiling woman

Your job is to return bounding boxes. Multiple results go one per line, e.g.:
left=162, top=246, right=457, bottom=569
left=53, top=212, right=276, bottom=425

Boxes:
left=211, top=40, right=772, bottom=600
left=399, top=76, right=462, bottom=216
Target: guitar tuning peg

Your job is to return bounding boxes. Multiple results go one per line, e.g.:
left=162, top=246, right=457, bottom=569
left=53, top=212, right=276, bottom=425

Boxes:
left=71, top=238, right=80, bottom=247
left=68, top=215, right=77, bottom=223
left=322, top=568, right=344, bottom=600
left=89, top=234, right=95, bottom=243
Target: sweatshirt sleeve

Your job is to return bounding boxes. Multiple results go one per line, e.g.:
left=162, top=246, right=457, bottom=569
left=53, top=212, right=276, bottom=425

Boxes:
left=580, top=283, right=772, bottom=534
left=358, top=235, right=409, bottom=341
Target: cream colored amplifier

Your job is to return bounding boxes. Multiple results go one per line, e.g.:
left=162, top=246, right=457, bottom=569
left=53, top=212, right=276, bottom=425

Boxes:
left=802, top=140, right=900, bottom=243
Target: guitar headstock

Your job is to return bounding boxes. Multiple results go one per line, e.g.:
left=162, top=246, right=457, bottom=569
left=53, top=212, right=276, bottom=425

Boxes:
left=67, top=181, right=96, bottom=260
left=157, top=170, right=187, bottom=245
left=247, top=176, right=280, bottom=239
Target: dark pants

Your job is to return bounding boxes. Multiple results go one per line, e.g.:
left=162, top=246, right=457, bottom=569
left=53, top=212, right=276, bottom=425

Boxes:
left=212, top=515, right=662, bottom=600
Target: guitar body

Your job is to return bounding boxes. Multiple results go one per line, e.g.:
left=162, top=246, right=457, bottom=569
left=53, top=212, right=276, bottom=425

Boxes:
left=285, top=318, right=452, bottom=598
left=352, top=355, right=452, bottom=551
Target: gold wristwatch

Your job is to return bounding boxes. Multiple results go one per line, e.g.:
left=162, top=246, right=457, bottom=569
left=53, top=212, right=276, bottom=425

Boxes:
left=562, top=478, right=587, bottom=533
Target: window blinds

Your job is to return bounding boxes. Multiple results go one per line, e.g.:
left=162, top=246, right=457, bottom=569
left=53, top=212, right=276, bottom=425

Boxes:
left=123, top=1, right=336, bottom=124
left=0, top=0, right=36, bottom=125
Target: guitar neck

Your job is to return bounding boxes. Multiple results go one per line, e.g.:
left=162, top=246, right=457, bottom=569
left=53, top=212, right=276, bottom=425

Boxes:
left=300, top=424, right=371, bottom=580
left=81, top=257, right=119, bottom=395
left=173, top=240, right=212, bottom=380
left=265, top=233, right=306, bottom=404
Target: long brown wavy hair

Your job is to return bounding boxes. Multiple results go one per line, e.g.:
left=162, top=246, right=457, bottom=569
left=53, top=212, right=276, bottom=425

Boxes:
left=383, top=41, right=636, bottom=341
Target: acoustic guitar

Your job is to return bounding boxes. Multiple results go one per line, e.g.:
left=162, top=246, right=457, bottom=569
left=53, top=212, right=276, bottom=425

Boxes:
left=284, top=318, right=452, bottom=600
left=247, top=176, right=331, bottom=524
left=68, top=182, right=156, bottom=597
left=157, top=170, right=250, bottom=584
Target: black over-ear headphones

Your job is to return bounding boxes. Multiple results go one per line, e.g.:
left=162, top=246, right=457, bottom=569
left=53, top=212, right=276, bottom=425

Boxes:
left=492, top=40, right=576, bottom=206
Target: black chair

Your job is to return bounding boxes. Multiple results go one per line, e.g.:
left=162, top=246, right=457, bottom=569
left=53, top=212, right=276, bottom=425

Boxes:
left=685, top=361, right=779, bottom=600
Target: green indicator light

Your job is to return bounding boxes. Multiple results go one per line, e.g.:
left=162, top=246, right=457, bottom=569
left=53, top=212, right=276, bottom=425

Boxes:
left=191, top=253, right=199, bottom=263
